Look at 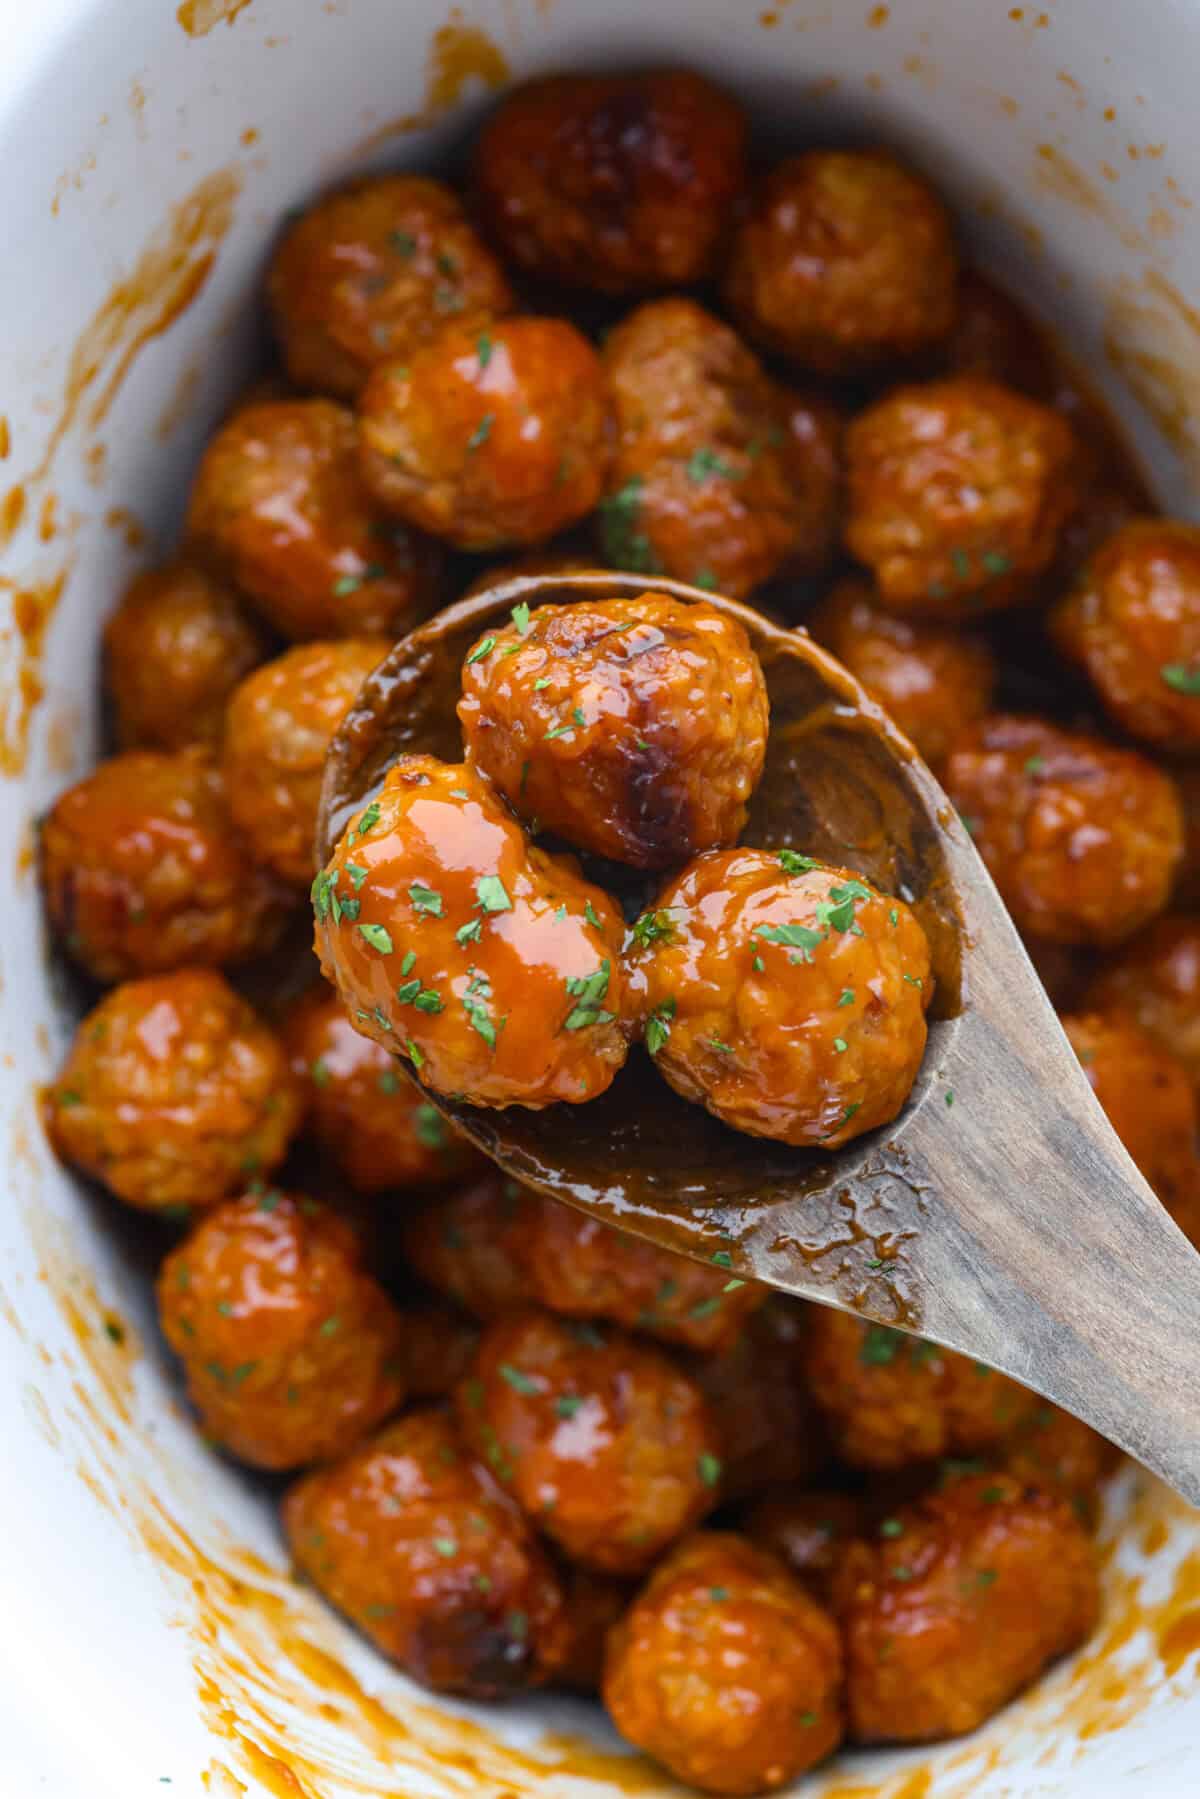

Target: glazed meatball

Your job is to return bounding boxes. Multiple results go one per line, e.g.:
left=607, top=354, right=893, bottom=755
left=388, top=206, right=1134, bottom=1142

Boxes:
left=1061, top=1010, right=1198, bottom=1208
left=186, top=398, right=442, bottom=639
left=1051, top=520, right=1200, bottom=748
left=284, top=1409, right=570, bottom=1696
left=40, top=747, right=290, bottom=983
left=222, top=637, right=390, bottom=887
left=598, top=299, right=839, bottom=599
left=803, top=1310, right=1038, bottom=1472
left=402, top=1173, right=537, bottom=1320
left=459, top=593, right=768, bottom=868
left=844, top=376, right=1078, bottom=614
left=938, top=271, right=1054, bottom=396
left=474, top=70, right=747, bottom=293
left=456, top=1309, right=719, bottom=1574
left=690, top=1300, right=829, bottom=1502
left=1086, top=916, right=1200, bottom=1090
left=313, top=757, right=631, bottom=1108
left=833, top=1473, right=1099, bottom=1742
left=157, top=1191, right=404, bottom=1469
left=744, top=1490, right=867, bottom=1600
left=103, top=561, right=269, bottom=751
left=604, top=1532, right=844, bottom=1795
left=994, top=1401, right=1117, bottom=1525
left=626, top=849, right=932, bottom=1147
left=557, top=1570, right=633, bottom=1693
left=725, top=149, right=957, bottom=373
left=267, top=174, right=514, bottom=400
left=399, top=1305, right=481, bottom=1402
left=807, top=579, right=996, bottom=767
left=358, top=319, right=610, bottom=551
left=46, top=970, right=301, bottom=1213
left=282, top=984, right=481, bottom=1193
left=943, top=715, right=1183, bottom=945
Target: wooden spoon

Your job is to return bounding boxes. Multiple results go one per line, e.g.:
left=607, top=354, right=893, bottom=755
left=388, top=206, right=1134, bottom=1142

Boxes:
left=319, top=571, right=1200, bottom=1506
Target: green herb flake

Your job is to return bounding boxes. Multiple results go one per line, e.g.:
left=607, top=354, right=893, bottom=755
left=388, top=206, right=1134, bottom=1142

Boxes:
left=1025, top=754, right=1047, bottom=775
left=534, top=676, right=551, bottom=690
left=409, top=883, right=443, bottom=917
left=507, top=1610, right=528, bottom=1641
left=462, top=967, right=502, bottom=1049
left=711, top=1251, right=733, bottom=1269
left=982, top=550, right=1012, bottom=577
left=584, top=901, right=603, bottom=929
left=833, top=1036, right=848, bottom=1053
left=358, top=922, right=394, bottom=954
left=544, top=719, right=578, bottom=742
left=511, top=601, right=532, bottom=636
left=752, top=955, right=765, bottom=972
left=390, top=230, right=416, bottom=258
left=1162, top=663, right=1200, bottom=694
left=779, top=849, right=820, bottom=875
left=709, top=1586, right=729, bottom=1602
left=646, top=996, right=676, bottom=1057
left=376, top=1068, right=400, bottom=1095
left=456, top=917, right=483, bottom=945
left=563, top=961, right=613, bottom=1031
left=945, top=1090, right=955, bottom=1107
left=860, top=1324, right=902, bottom=1366
left=467, top=413, right=494, bottom=452
left=891, top=1564, right=915, bottom=1582
left=475, top=874, right=512, bottom=914
left=57, top=1087, right=83, bottom=1108
left=708, top=1037, right=734, bottom=1054
left=697, top=1452, right=723, bottom=1488
left=466, top=635, right=497, bottom=665
left=837, top=988, right=856, bottom=1009
left=694, top=568, right=718, bottom=591
left=755, top=921, right=825, bottom=956
left=889, top=908, right=899, bottom=927
left=476, top=330, right=493, bottom=369
left=686, top=446, right=742, bottom=484
left=407, top=1038, right=425, bottom=1071
left=880, top=1517, right=904, bottom=1539
left=319, top=1315, right=341, bottom=1338
left=631, top=909, right=675, bottom=950
left=976, top=1568, right=998, bottom=1590
left=555, top=1395, right=583, bottom=1420
left=414, top=1103, right=446, bottom=1149
left=500, top=1364, right=540, bottom=1396
left=903, top=973, right=924, bottom=988
left=598, top=477, right=661, bottom=575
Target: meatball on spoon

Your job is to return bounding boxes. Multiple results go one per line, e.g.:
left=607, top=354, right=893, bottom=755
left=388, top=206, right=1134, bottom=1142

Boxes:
left=318, top=571, right=1200, bottom=1507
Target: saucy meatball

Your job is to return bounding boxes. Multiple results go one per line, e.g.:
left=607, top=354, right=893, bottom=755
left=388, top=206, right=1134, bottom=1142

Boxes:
left=282, top=984, right=480, bottom=1193
left=313, top=757, right=631, bottom=1108
left=267, top=174, right=514, bottom=400
left=598, top=299, right=838, bottom=599
left=474, top=70, right=747, bottom=293
left=803, top=1310, right=1038, bottom=1472
left=690, top=1300, right=829, bottom=1502
left=458, top=593, right=769, bottom=868
left=1085, top=916, right=1200, bottom=1091
left=744, top=1490, right=867, bottom=1600
left=402, top=1173, right=536, bottom=1319
left=41, top=747, right=290, bottom=983
left=604, top=1532, right=844, bottom=1795
left=626, top=849, right=932, bottom=1147
left=357, top=318, right=610, bottom=551
left=1051, top=519, right=1200, bottom=748
left=186, top=398, right=441, bottom=639
left=158, top=1191, right=405, bottom=1469
left=284, top=1408, right=570, bottom=1696
left=943, top=715, right=1183, bottom=946
left=456, top=1309, right=719, bottom=1574
left=1061, top=1010, right=1199, bottom=1209
left=725, top=149, right=957, bottom=373
left=807, top=579, right=996, bottom=767
left=46, top=970, right=301, bottom=1213
left=844, top=376, right=1078, bottom=614
left=103, top=561, right=269, bottom=751
left=833, top=1473, right=1098, bottom=1742
left=994, top=1401, right=1117, bottom=1525
left=222, top=637, right=390, bottom=887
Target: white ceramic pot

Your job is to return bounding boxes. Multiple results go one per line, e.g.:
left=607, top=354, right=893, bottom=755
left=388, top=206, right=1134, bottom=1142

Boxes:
left=2, top=1, right=1199, bottom=1793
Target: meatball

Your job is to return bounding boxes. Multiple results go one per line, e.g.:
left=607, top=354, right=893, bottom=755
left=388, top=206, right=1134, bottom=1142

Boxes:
left=1051, top=520, right=1200, bottom=748
left=157, top=1191, right=404, bottom=1468
left=833, top=1473, right=1098, bottom=1742
left=357, top=319, right=610, bottom=551
left=46, top=970, right=301, bottom=1213
left=222, top=637, right=390, bottom=887
left=313, top=757, right=631, bottom=1108
left=690, top=1299, right=829, bottom=1502
left=724, top=149, right=957, bottom=373
left=844, top=376, right=1078, bottom=614
left=103, top=560, right=269, bottom=751
left=938, top=271, right=1054, bottom=396
left=459, top=593, right=768, bottom=869
left=557, top=1570, right=632, bottom=1693
left=40, top=747, right=290, bottom=983
left=943, top=715, right=1183, bottom=946
left=455, top=1309, right=719, bottom=1574
left=474, top=70, right=747, bottom=293
left=1085, top=916, right=1200, bottom=1090
left=994, top=1401, right=1117, bottom=1525
left=283, top=1409, right=570, bottom=1696
left=604, top=1532, right=844, bottom=1795
left=267, top=174, right=514, bottom=400
left=402, top=1173, right=536, bottom=1319
left=186, top=398, right=441, bottom=639
left=598, top=299, right=839, bottom=599
left=1061, top=1010, right=1198, bottom=1209
left=281, top=984, right=481, bottom=1193
left=399, top=1305, right=481, bottom=1402
left=802, top=1310, right=1038, bottom=1472
left=807, top=579, right=996, bottom=767
left=743, top=1490, right=868, bottom=1600
left=626, top=849, right=932, bottom=1147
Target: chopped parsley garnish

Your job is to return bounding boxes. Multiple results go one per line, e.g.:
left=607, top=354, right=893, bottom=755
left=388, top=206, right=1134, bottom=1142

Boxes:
left=833, top=1036, right=848, bottom=1053
left=433, top=1536, right=458, bottom=1558
left=357, top=922, right=393, bottom=954
left=462, top=967, right=502, bottom=1048
left=645, top=996, right=676, bottom=1057
left=476, top=331, right=493, bottom=369
left=584, top=901, right=603, bottom=929
left=756, top=921, right=825, bottom=957
left=860, top=1324, right=903, bottom=1366
left=414, top=1104, right=445, bottom=1149
left=507, top=1610, right=528, bottom=1641
left=598, top=476, right=661, bottom=574
left=312, top=1057, right=331, bottom=1088
left=903, top=973, right=924, bottom=988
left=475, top=875, right=512, bottom=914
left=816, top=879, right=873, bottom=934
left=511, top=601, right=531, bottom=636
left=752, top=955, right=764, bottom=972
left=709, top=1586, right=729, bottom=1602
left=466, top=636, right=496, bottom=665
left=390, top=230, right=416, bottom=257
left=545, top=720, right=577, bottom=741
left=945, top=1089, right=955, bottom=1107
left=630, top=909, right=675, bottom=950
left=976, top=1569, right=998, bottom=1589
left=407, top=1038, right=425, bottom=1070
left=347, top=800, right=380, bottom=846
left=449, top=787, right=470, bottom=800
left=555, top=1395, right=583, bottom=1419
left=57, top=1087, right=83, bottom=1107
left=711, top=1251, right=733, bottom=1269
left=779, top=849, right=819, bottom=875
left=889, top=908, right=899, bottom=927
left=346, top=862, right=369, bottom=890
left=534, top=675, right=551, bottom=690
left=1025, top=754, right=1047, bottom=775
left=456, top=917, right=483, bottom=945
left=838, top=988, right=855, bottom=1007
left=697, top=1452, right=723, bottom=1488
left=409, top=882, right=443, bottom=917
left=311, top=868, right=338, bottom=921
left=880, top=1518, right=904, bottom=1538
left=686, top=446, right=741, bottom=484
left=1162, top=663, right=1200, bottom=694
left=694, top=568, right=717, bottom=591
left=499, top=1364, right=540, bottom=1395
left=563, top=961, right=613, bottom=1031
left=466, top=413, right=494, bottom=452
left=332, top=563, right=384, bottom=596
left=982, top=550, right=1011, bottom=577
left=891, top=1564, right=914, bottom=1582
left=399, top=950, right=416, bottom=976
left=378, top=1068, right=400, bottom=1095
left=319, top=1315, right=341, bottom=1338
left=708, top=1037, right=734, bottom=1054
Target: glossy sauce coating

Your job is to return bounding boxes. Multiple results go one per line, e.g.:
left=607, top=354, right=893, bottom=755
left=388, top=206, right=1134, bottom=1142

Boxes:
left=455, top=1308, right=719, bottom=1575
left=46, top=970, right=301, bottom=1213
left=357, top=318, right=611, bottom=551
left=402, top=1173, right=536, bottom=1319
left=222, top=637, right=391, bottom=886
left=806, top=578, right=995, bottom=768
left=725, top=149, right=957, bottom=373
left=458, top=593, right=769, bottom=868
left=599, top=298, right=839, bottom=599
left=474, top=70, right=747, bottom=293
left=314, top=757, right=631, bottom=1107
left=688, top=1298, right=829, bottom=1503
left=603, top=1531, right=844, bottom=1795
left=626, top=850, right=931, bottom=1147
left=844, top=375, right=1078, bottom=614
left=743, top=1490, right=868, bottom=1601
left=103, top=560, right=269, bottom=751
left=943, top=714, right=1183, bottom=946
left=832, top=1473, right=1099, bottom=1742
left=186, top=398, right=442, bottom=639
left=1051, top=519, right=1200, bottom=748
left=158, top=1190, right=405, bottom=1469
left=267, top=173, right=515, bottom=400
left=283, top=1408, right=570, bottom=1697
left=281, top=984, right=481, bottom=1193
left=40, top=747, right=290, bottom=983
left=1085, top=914, right=1200, bottom=1090
left=1060, top=1010, right=1199, bottom=1214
